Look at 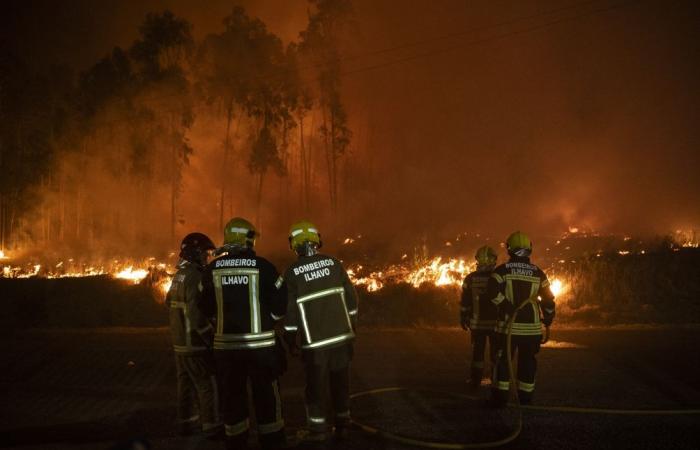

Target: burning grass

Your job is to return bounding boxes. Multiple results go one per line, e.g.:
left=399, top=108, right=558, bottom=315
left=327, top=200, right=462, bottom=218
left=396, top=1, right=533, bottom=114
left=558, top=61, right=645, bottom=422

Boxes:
left=356, top=247, right=700, bottom=327
left=0, top=233, right=698, bottom=329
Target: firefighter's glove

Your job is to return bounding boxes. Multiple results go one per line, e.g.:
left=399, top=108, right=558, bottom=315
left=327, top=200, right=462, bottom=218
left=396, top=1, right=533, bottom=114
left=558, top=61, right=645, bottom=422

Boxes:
left=284, top=332, right=300, bottom=357
left=543, top=309, right=555, bottom=327
left=541, top=326, right=551, bottom=344
left=289, top=344, right=300, bottom=357
left=198, top=324, right=215, bottom=349
left=460, top=315, right=470, bottom=331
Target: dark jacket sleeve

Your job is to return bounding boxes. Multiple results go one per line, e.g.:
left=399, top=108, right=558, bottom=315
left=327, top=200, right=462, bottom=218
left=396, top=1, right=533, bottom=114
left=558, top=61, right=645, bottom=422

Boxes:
left=488, top=269, right=512, bottom=316
left=198, top=265, right=216, bottom=320
left=185, top=269, right=213, bottom=344
left=264, top=260, right=287, bottom=321
left=460, top=275, right=473, bottom=322
left=341, top=265, right=359, bottom=329
left=282, top=268, right=300, bottom=345
left=538, top=271, right=556, bottom=327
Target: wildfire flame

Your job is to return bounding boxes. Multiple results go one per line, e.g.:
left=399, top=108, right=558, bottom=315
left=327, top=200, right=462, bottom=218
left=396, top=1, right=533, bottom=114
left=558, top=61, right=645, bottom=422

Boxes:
left=113, top=266, right=150, bottom=283
left=348, top=256, right=474, bottom=292
left=549, top=278, right=565, bottom=297
left=0, top=250, right=7, bottom=260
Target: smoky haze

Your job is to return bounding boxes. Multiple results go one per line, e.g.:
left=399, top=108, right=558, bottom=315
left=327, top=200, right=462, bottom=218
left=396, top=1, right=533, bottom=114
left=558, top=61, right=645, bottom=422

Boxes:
left=1, top=0, right=698, bottom=259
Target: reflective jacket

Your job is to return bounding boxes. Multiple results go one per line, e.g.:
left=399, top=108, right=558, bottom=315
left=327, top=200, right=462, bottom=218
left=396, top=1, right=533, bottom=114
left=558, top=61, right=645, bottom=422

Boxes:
left=461, top=269, right=498, bottom=331
left=200, top=248, right=286, bottom=351
left=283, top=253, right=358, bottom=351
left=167, top=260, right=214, bottom=355
left=487, top=256, right=556, bottom=336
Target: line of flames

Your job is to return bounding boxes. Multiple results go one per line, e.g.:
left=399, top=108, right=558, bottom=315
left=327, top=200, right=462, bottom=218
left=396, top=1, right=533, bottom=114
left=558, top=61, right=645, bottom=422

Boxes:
left=0, top=257, right=173, bottom=297
left=346, top=256, right=567, bottom=297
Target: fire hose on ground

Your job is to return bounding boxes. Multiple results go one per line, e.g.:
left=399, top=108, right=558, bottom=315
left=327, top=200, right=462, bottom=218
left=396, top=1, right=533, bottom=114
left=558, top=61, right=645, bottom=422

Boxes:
left=348, top=298, right=700, bottom=449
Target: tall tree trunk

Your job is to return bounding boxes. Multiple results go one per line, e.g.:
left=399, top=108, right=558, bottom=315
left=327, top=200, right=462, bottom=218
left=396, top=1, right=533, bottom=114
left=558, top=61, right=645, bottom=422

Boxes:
left=299, top=113, right=308, bottom=213
left=219, top=99, right=233, bottom=230
left=330, top=108, right=338, bottom=215
left=170, top=120, right=177, bottom=241
left=59, top=164, right=65, bottom=242
left=256, top=171, right=265, bottom=229
left=322, top=107, right=333, bottom=212
left=0, top=192, right=4, bottom=251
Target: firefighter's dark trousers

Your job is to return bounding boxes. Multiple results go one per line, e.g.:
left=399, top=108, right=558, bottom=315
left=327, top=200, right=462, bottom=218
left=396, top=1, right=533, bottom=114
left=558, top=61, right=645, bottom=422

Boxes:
left=174, top=353, right=221, bottom=435
left=470, top=329, right=496, bottom=386
left=215, top=349, right=285, bottom=450
left=493, top=334, right=541, bottom=404
left=302, top=344, right=352, bottom=437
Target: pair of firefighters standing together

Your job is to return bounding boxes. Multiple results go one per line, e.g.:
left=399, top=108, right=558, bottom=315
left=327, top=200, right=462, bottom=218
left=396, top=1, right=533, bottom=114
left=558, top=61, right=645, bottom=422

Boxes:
left=461, top=231, right=556, bottom=407
left=168, top=220, right=556, bottom=449
left=167, top=218, right=357, bottom=450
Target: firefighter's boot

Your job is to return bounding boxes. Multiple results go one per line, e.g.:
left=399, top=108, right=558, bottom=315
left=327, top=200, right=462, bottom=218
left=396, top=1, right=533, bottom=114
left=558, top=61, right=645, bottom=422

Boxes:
left=468, top=367, right=484, bottom=391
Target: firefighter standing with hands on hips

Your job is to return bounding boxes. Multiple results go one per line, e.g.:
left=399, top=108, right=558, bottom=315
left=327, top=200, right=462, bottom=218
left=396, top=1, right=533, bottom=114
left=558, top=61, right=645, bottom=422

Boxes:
left=488, top=231, right=555, bottom=407
left=166, top=232, right=222, bottom=438
left=460, top=245, right=499, bottom=392
left=199, top=218, right=288, bottom=450
left=282, top=221, right=359, bottom=445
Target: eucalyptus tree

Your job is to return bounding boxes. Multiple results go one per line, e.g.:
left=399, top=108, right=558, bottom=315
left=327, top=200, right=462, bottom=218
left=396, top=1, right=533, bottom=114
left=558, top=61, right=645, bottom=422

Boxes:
left=130, top=10, right=195, bottom=240
left=299, top=0, right=354, bottom=215
left=198, top=6, right=294, bottom=228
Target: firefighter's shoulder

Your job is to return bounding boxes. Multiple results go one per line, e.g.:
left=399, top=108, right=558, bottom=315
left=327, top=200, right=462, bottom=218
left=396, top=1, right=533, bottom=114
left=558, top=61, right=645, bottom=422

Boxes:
left=462, top=271, right=474, bottom=286
left=174, top=261, right=200, bottom=283
left=492, top=263, right=508, bottom=275
left=253, top=254, right=276, bottom=270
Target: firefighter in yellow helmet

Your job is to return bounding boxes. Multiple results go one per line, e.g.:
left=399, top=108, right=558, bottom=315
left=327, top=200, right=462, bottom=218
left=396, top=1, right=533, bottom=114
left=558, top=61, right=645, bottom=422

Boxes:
left=487, top=231, right=556, bottom=407
left=199, top=218, right=287, bottom=450
left=282, top=221, right=358, bottom=444
left=460, top=245, right=498, bottom=391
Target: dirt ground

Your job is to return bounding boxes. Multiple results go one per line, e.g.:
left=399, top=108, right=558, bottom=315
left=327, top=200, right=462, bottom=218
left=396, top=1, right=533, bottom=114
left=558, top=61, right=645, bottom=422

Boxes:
left=1, top=326, right=699, bottom=449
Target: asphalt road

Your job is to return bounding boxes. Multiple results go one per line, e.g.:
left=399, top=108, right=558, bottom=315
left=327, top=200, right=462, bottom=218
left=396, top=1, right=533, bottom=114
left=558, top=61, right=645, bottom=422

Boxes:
left=1, top=326, right=699, bottom=449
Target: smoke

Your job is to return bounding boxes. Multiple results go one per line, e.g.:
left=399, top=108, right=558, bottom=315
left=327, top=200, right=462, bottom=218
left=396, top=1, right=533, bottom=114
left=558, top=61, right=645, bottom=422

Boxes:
left=2, top=0, right=699, bottom=260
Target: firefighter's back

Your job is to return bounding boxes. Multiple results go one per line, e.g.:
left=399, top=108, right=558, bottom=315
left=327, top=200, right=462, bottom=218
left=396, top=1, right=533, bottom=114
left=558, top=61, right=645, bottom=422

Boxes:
left=204, top=249, right=284, bottom=355
left=284, top=253, right=357, bottom=351
left=492, top=258, right=549, bottom=335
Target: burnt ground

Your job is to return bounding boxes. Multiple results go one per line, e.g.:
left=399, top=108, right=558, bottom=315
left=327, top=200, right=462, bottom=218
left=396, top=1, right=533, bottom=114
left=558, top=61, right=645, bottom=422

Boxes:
left=1, top=327, right=699, bottom=449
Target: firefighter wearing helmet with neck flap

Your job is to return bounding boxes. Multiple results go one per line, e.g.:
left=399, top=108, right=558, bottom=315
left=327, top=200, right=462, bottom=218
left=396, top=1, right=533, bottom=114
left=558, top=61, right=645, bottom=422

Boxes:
left=282, top=221, right=359, bottom=444
left=460, top=245, right=499, bottom=391
left=199, top=218, right=287, bottom=450
left=166, top=232, right=222, bottom=438
left=487, top=231, right=556, bottom=407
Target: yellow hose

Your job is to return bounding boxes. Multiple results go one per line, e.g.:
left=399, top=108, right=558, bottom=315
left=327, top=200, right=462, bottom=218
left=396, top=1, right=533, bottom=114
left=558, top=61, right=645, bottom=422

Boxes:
left=349, top=298, right=700, bottom=448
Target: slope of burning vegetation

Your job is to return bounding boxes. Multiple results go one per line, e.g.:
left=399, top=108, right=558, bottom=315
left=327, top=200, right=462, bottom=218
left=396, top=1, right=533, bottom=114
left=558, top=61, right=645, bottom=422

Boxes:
left=357, top=247, right=700, bottom=327
left=1, top=243, right=697, bottom=329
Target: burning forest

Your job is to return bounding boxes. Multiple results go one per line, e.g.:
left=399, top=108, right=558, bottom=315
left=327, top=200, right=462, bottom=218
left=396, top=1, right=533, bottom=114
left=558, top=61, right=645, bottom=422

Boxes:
left=1, top=3, right=700, bottom=449
left=0, top=0, right=699, bottom=325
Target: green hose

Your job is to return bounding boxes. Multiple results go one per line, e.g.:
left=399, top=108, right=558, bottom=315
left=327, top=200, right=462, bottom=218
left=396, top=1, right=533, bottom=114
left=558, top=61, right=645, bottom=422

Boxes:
left=349, top=298, right=700, bottom=448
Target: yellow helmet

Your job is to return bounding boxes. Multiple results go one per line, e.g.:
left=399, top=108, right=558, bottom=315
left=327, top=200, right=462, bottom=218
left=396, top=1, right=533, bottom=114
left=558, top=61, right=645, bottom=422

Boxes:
left=475, top=245, right=497, bottom=267
left=288, top=220, right=321, bottom=251
left=224, top=217, right=258, bottom=247
left=506, top=231, right=532, bottom=257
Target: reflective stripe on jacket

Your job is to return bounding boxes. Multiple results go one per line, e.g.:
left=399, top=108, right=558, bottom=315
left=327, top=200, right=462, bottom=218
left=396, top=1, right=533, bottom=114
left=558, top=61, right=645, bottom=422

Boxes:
left=200, top=249, right=286, bottom=351
left=487, top=257, right=556, bottom=336
left=283, top=254, right=358, bottom=351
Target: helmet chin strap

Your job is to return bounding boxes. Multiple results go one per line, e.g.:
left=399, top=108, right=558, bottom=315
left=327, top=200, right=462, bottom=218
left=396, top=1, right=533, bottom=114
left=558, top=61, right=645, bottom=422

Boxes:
left=296, top=241, right=319, bottom=257
left=511, top=248, right=532, bottom=258
left=216, top=243, right=249, bottom=256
